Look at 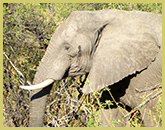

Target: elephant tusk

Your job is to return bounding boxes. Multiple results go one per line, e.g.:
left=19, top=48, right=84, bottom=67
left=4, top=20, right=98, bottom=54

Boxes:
left=20, top=79, right=54, bottom=90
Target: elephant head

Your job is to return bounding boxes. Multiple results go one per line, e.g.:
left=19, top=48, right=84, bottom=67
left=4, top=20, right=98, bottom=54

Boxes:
left=20, top=10, right=161, bottom=127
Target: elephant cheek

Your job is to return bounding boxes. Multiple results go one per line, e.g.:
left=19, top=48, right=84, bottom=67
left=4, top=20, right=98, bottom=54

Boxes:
left=46, top=56, right=70, bottom=81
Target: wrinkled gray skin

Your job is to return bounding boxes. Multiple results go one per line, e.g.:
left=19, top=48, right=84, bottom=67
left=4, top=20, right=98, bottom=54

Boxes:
left=29, top=10, right=162, bottom=127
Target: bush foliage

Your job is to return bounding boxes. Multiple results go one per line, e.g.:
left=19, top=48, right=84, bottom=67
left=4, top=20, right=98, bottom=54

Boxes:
left=3, top=3, right=162, bottom=127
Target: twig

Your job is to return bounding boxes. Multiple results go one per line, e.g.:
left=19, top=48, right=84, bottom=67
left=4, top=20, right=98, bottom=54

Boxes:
left=47, top=84, right=91, bottom=127
left=135, top=83, right=162, bottom=93
left=129, top=3, right=133, bottom=11
left=117, top=3, right=122, bottom=10
left=3, top=52, right=31, bottom=86
left=125, top=90, right=162, bottom=118
left=136, top=91, right=162, bottom=109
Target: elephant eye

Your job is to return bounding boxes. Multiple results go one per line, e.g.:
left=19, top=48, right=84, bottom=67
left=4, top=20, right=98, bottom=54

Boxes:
left=64, top=43, right=70, bottom=50
left=65, top=46, right=70, bottom=50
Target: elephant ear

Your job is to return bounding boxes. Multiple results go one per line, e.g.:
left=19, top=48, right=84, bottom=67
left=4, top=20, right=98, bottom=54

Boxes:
left=82, top=18, right=160, bottom=94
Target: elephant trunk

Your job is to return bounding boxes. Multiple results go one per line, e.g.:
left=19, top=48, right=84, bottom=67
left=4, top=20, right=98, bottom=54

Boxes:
left=20, top=79, right=54, bottom=126
left=29, top=84, right=53, bottom=127
left=22, top=56, right=70, bottom=126
left=23, top=43, right=71, bottom=126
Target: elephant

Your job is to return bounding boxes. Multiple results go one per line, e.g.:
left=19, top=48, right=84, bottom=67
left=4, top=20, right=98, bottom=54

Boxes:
left=20, top=9, right=162, bottom=127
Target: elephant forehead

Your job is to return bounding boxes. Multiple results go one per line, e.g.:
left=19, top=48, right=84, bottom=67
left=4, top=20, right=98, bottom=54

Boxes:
left=74, top=34, right=91, bottom=45
left=60, top=20, right=78, bottom=43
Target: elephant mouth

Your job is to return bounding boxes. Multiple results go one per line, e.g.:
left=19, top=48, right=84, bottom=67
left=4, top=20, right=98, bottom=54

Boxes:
left=20, top=79, right=54, bottom=90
